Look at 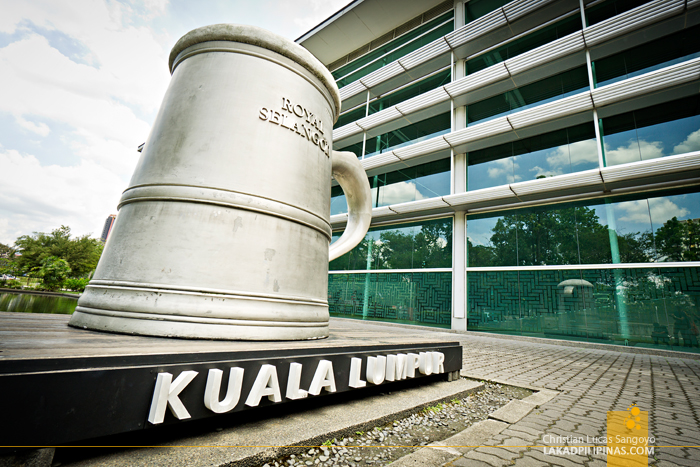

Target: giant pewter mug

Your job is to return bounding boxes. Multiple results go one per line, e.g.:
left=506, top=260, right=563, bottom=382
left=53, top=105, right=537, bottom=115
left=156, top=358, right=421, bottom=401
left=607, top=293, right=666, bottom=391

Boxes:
left=69, top=24, right=372, bottom=340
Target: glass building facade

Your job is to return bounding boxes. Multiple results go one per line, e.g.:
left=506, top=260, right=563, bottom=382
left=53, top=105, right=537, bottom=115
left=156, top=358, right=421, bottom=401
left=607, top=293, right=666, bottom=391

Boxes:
left=298, top=0, right=700, bottom=352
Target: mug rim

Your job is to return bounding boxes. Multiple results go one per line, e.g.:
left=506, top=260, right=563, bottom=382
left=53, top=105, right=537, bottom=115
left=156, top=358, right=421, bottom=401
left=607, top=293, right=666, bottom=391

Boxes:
left=169, top=23, right=341, bottom=119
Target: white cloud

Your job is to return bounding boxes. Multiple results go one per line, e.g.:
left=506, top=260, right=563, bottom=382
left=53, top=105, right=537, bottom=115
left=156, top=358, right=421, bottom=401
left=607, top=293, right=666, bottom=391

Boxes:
left=529, top=165, right=563, bottom=178
left=0, top=0, right=171, bottom=244
left=649, top=198, right=689, bottom=225
left=0, top=149, right=125, bottom=244
left=546, top=139, right=598, bottom=169
left=487, top=158, right=517, bottom=182
left=142, top=0, right=169, bottom=18
left=672, top=129, right=700, bottom=155
left=617, top=198, right=689, bottom=226
left=378, top=181, right=426, bottom=205
left=0, top=0, right=362, bottom=247
left=15, top=116, right=50, bottom=137
left=0, top=1, right=170, bottom=114
left=604, top=139, right=664, bottom=165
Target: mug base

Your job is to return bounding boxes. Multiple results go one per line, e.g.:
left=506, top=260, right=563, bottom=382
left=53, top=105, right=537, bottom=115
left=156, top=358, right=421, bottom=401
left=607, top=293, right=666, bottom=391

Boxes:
left=69, top=308, right=329, bottom=341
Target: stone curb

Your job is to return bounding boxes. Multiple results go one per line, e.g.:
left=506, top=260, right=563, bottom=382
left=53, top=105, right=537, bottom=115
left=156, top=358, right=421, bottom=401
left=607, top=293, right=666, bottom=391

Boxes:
left=385, top=382, right=560, bottom=467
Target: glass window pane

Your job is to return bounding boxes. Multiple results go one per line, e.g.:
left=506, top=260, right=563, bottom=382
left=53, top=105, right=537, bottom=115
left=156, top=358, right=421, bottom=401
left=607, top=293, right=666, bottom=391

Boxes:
left=368, top=69, right=451, bottom=115
left=466, top=66, right=589, bottom=125
left=376, top=159, right=451, bottom=207
left=467, top=122, right=598, bottom=191
left=465, top=15, right=581, bottom=76
left=331, top=160, right=451, bottom=216
left=585, top=0, right=651, bottom=26
left=335, top=141, right=363, bottom=159
left=467, top=200, right=613, bottom=267
left=465, top=0, right=510, bottom=23
left=365, top=112, right=451, bottom=158
left=328, top=271, right=452, bottom=328
left=335, top=16, right=454, bottom=89
left=601, top=96, right=700, bottom=166
left=330, top=185, right=348, bottom=216
left=335, top=105, right=367, bottom=129
left=467, top=266, right=700, bottom=352
left=594, top=25, right=700, bottom=87
left=332, top=11, right=454, bottom=83
left=468, top=214, right=520, bottom=267
left=649, top=192, right=700, bottom=262
left=331, top=218, right=452, bottom=271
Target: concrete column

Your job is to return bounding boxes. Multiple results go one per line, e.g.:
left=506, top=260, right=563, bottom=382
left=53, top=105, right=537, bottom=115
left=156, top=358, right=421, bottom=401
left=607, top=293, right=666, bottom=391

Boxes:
left=452, top=0, right=468, bottom=331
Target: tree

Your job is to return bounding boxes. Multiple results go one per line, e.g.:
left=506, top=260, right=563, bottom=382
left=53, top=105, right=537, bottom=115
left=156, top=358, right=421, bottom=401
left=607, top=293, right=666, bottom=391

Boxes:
left=653, top=217, right=700, bottom=262
left=484, top=206, right=614, bottom=266
left=14, top=226, right=103, bottom=277
left=0, top=242, right=18, bottom=276
left=33, top=256, right=71, bottom=291
left=467, top=239, right=495, bottom=267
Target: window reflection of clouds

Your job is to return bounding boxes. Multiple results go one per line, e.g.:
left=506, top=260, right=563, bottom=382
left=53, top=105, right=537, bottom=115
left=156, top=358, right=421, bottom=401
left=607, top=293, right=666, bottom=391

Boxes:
left=673, top=128, right=700, bottom=155
left=602, top=101, right=700, bottom=166
left=468, top=138, right=598, bottom=191
left=377, top=181, right=425, bottom=206
left=546, top=139, right=598, bottom=168
left=466, top=216, right=500, bottom=246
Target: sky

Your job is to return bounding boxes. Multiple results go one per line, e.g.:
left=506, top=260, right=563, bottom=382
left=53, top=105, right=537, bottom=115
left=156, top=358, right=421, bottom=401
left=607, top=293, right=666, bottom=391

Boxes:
left=0, top=0, right=348, bottom=245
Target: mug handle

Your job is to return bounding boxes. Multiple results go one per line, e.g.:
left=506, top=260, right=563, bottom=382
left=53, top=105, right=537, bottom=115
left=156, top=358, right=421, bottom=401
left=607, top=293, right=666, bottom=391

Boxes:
left=329, top=150, right=372, bottom=261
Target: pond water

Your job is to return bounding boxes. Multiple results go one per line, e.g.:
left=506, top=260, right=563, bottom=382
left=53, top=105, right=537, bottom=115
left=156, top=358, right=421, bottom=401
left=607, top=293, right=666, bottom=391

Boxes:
left=0, top=291, right=78, bottom=314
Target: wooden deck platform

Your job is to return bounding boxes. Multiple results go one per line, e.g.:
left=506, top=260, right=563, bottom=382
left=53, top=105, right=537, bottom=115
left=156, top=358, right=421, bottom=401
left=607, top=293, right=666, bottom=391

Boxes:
left=1, top=312, right=454, bottom=360
left=0, top=312, right=461, bottom=447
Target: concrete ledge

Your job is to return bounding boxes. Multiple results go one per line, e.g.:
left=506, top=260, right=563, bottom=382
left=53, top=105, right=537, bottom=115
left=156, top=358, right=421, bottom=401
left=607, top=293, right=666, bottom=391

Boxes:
left=488, top=400, right=537, bottom=424
left=65, top=378, right=484, bottom=467
left=382, top=419, right=510, bottom=466
left=442, top=419, right=509, bottom=454
left=386, top=445, right=456, bottom=466
left=459, top=371, right=550, bottom=393
left=521, top=389, right=559, bottom=406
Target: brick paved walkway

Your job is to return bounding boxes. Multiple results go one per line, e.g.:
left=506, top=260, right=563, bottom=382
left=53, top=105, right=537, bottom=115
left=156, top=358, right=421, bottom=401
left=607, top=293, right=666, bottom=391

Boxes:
left=448, top=331, right=700, bottom=467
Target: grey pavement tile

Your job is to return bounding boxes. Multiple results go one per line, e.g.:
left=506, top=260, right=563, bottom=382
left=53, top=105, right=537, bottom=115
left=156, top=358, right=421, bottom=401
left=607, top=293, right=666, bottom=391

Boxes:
left=512, top=455, right=551, bottom=467
left=476, top=446, right=522, bottom=461
left=508, top=453, right=552, bottom=467
left=388, top=446, right=456, bottom=467
left=655, top=446, right=691, bottom=458
left=500, top=430, right=540, bottom=443
left=503, top=425, right=543, bottom=437
left=654, top=461, right=685, bottom=467
left=655, top=454, right=700, bottom=467
left=444, top=420, right=510, bottom=455
left=448, top=457, right=494, bottom=467
left=499, top=437, right=535, bottom=448
left=525, top=449, right=586, bottom=467
left=465, top=449, right=513, bottom=467
left=585, top=459, right=605, bottom=467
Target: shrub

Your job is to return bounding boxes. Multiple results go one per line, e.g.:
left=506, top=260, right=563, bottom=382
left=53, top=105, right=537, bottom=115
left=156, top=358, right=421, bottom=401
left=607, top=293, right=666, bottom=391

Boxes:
left=0, top=278, right=22, bottom=289
left=33, top=256, right=71, bottom=292
left=64, top=277, right=90, bottom=293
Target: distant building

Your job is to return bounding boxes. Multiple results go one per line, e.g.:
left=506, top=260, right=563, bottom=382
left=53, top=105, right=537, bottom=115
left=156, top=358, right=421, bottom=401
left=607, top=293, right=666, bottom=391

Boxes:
left=101, top=215, right=117, bottom=242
